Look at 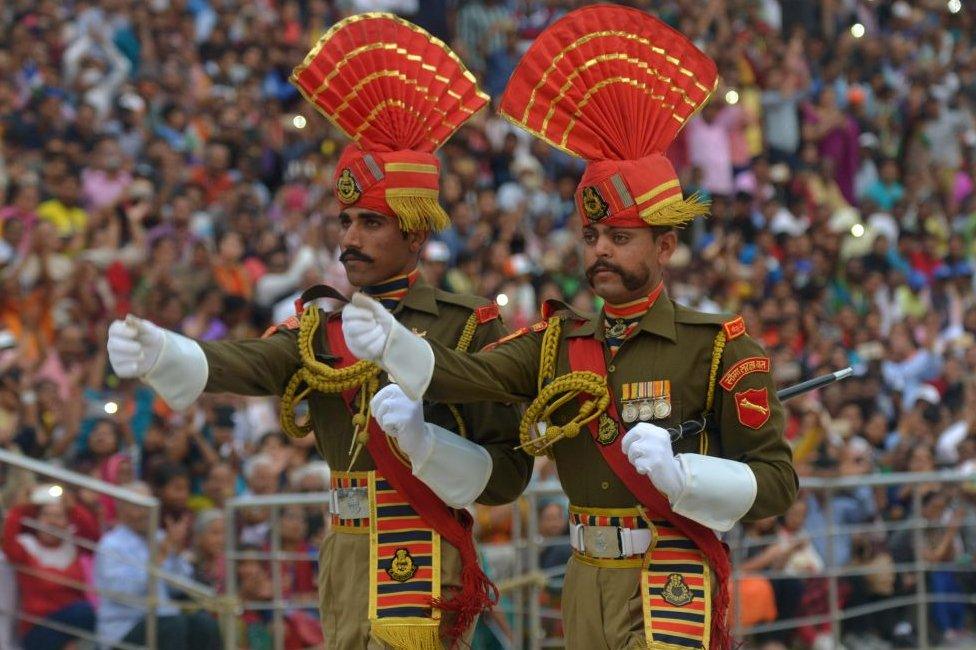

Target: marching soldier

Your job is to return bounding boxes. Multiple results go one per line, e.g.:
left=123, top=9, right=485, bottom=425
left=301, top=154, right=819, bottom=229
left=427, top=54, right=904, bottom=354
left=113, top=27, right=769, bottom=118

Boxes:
left=340, top=6, right=798, bottom=649
left=107, top=14, right=531, bottom=649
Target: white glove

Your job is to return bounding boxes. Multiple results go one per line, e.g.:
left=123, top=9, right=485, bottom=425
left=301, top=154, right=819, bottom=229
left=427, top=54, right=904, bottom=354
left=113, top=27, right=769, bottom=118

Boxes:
left=107, top=316, right=164, bottom=378
left=622, top=422, right=758, bottom=531
left=342, top=292, right=396, bottom=362
left=106, top=315, right=208, bottom=410
left=369, top=383, right=492, bottom=509
left=341, top=293, right=434, bottom=401
left=370, top=383, right=434, bottom=463
left=621, top=422, right=686, bottom=502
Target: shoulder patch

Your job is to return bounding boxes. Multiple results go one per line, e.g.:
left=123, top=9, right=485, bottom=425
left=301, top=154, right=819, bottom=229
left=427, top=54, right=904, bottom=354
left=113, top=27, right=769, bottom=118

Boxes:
left=723, top=316, right=746, bottom=340
left=475, top=303, right=499, bottom=324
left=433, top=288, right=488, bottom=311
left=672, top=305, right=731, bottom=326
left=734, top=387, right=770, bottom=429
left=261, top=315, right=300, bottom=339
left=540, top=298, right=589, bottom=322
left=480, top=322, right=547, bottom=352
left=541, top=298, right=568, bottom=320
left=720, top=356, right=770, bottom=391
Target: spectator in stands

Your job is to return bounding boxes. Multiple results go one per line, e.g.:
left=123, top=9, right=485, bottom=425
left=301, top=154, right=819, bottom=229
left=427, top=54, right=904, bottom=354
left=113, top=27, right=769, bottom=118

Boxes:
left=806, top=437, right=879, bottom=567
left=188, top=461, right=236, bottom=512
left=239, top=454, right=280, bottom=547
left=1, top=486, right=99, bottom=650
left=890, top=489, right=972, bottom=646
left=149, top=462, right=192, bottom=522
left=94, top=481, right=220, bottom=648
left=275, top=505, right=316, bottom=601
left=189, top=509, right=225, bottom=591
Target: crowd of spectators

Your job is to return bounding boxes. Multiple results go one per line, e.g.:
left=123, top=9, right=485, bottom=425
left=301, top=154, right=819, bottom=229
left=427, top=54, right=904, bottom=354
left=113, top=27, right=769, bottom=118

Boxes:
left=1, top=0, right=976, bottom=648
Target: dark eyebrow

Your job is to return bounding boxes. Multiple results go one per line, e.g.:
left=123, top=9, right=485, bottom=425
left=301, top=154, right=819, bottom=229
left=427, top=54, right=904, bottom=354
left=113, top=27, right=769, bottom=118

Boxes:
left=339, top=211, right=389, bottom=221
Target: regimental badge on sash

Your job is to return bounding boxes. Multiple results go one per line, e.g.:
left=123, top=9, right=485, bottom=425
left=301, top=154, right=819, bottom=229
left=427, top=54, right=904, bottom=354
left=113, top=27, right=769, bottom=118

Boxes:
left=620, top=380, right=672, bottom=423
left=596, top=413, right=619, bottom=445
left=661, top=573, right=694, bottom=606
left=386, top=548, right=419, bottom=582
left=642, top=519, right=710, bottom=649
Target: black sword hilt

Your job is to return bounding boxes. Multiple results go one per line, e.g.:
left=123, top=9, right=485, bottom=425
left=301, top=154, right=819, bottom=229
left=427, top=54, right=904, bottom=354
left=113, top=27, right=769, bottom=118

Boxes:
left=667, top=367, right=853, bottom=443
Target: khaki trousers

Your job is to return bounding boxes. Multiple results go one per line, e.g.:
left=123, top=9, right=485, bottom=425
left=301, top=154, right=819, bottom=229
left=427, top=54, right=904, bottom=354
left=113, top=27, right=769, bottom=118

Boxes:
left=563, top=554, right=718, bottom=650
left=562, top=555, right=647, bottom=650
left=317, top=529, right=476, bottom=649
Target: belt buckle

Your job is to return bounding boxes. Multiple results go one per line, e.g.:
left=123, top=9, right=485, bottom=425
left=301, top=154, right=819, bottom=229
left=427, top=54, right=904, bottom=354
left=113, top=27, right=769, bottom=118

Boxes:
left=335, top=487, right=369, bottom=519
left=582, top=525, right=623, bottom=559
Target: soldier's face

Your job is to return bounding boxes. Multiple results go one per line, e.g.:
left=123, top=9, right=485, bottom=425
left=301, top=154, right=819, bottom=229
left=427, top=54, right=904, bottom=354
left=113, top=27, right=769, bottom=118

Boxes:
left=582, top=224, right=676, bottom=303
left=338, top=208, right=428, bottom=287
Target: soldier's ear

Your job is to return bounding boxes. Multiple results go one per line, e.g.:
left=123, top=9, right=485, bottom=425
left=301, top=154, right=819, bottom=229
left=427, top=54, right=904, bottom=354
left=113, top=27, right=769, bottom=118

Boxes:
left=655, top=230, right=678, bottom=267
left=406, top=229, right=430, bottom=255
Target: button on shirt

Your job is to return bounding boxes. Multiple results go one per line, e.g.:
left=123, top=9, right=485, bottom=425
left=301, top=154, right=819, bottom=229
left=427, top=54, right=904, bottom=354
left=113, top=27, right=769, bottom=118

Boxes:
left=94, top=524, right=192, bottom=644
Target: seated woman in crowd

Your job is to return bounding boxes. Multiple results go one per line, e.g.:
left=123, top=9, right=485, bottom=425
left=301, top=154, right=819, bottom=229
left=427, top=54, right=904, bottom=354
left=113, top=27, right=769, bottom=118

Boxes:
left=1, top=485, right=100, bottom=650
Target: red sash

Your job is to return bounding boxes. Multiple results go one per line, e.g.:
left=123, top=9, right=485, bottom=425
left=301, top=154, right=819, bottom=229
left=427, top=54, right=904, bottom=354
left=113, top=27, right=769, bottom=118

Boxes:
left=325, top=316, right=497, bottom=643
left=567, top=335, right=732, bottom=650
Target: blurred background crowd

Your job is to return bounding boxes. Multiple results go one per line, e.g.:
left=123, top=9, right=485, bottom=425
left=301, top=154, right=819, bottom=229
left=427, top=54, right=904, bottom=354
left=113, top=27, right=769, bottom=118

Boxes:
left=1, top=0, right=976, bottom=648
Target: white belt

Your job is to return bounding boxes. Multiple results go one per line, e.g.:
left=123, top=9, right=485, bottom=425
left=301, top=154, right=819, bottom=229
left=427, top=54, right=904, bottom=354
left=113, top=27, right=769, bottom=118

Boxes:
left=569, top=523, right=653, bottom=559
left=330, top=486, right=370, bottom=519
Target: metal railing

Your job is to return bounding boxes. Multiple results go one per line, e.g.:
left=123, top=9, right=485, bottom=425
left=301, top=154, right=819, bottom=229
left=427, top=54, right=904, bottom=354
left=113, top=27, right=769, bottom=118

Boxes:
left=0, top=448, right=227, bottom=650
left=223, top=492, right=329, bottom=650
left=5, top=447, right=972, bottom=650
left=222, top=470, right=976, bottom=649
left=503, top=471, right=976, bottom=649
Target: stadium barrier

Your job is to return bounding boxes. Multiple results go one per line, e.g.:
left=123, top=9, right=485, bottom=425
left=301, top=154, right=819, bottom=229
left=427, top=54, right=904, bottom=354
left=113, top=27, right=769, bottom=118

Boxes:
left=3, top=445, right=973, bottom=650
left=0, top=448, right=228, bottom=650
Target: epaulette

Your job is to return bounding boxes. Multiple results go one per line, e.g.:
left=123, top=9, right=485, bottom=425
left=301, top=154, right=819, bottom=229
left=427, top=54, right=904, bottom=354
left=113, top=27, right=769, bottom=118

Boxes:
left=474, top=303, right=500, bottom=324
left=673, top=306, right=748, bottom=340
left=432, top=290, right=500, bottom=325
left=261, top=315, right=300, bottom=339
left=433, top=288, right=490, bottom=311
left=480, top=320, right=549, bottom=352
left=722, top=315, right=747, bottom=340
left=540, top=298, right=589, bottom=322
left=672, top=305, right=732, bottom=326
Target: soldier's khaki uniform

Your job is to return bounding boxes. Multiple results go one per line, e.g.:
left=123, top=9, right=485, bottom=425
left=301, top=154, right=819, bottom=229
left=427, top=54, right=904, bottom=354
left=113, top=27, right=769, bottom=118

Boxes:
left=417, top=296, right=798, bottom=649
left=200, top=277, right=532, bottom=648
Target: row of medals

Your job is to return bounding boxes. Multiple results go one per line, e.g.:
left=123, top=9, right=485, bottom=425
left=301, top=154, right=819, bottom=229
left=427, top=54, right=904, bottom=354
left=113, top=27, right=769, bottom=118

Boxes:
left=606, top=319, right=672, bottom=424
left=621, top=397, right=671, bottom=423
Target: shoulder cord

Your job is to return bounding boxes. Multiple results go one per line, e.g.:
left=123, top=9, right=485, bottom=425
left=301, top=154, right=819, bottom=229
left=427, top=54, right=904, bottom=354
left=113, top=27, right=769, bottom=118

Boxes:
left=516, top=317, right=610, bottom=457
left=280, top=305, right=380, bottom=440
left=444, top=312, right=479, bottom=439
left=280, top=307, right=481, bottom=441
left=700, top=330, right=727, bottom=456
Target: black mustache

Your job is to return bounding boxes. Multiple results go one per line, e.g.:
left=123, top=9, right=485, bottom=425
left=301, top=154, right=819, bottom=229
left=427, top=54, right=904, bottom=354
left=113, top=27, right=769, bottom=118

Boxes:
left=340, top=249, right=374, bottom=263
left=586, top=261, right=623, bottom=279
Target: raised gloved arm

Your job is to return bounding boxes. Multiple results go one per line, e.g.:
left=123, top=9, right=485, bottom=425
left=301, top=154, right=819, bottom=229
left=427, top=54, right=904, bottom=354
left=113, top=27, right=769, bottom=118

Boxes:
left=107, top=315, right=208, bottom=410
left=621, top=423, right=757, bottom=532
left=370, top=384, right=491, bottom=508
left=341, top=293, right=434, bottom=401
